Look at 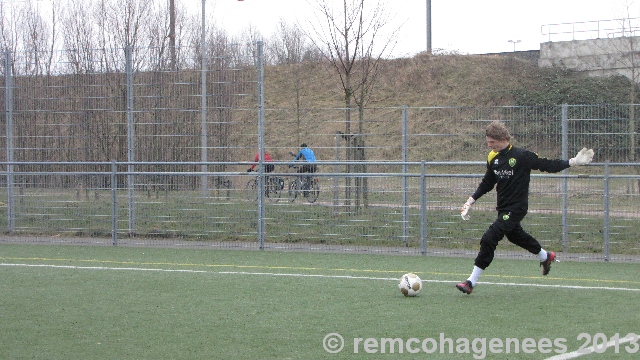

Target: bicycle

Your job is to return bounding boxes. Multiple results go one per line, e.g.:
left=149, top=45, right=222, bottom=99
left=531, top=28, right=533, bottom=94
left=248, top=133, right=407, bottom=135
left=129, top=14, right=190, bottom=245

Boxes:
left=245, top=171, right=285, bottom=202
left=287, top=167, right=320, bottom=203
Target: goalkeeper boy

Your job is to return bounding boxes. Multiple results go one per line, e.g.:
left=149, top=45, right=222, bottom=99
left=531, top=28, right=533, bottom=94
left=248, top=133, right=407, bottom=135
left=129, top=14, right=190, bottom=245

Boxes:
left=456, top=121, right=594, bottom=295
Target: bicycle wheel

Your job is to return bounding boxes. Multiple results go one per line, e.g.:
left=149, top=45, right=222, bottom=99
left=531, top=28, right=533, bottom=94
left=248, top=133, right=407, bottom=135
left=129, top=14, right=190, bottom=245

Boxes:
left=245, top=179, right=257, bottom=201
left=287, top=178, right=299, bottom=202
left=266, top=176, right=282, bottom=202
left=305, top=177, right=320, bottom=203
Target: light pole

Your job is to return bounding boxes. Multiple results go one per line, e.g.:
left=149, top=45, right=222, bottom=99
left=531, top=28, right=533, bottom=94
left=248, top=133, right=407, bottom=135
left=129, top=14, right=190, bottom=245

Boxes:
left=200, top=0, right=244, bottom=196
left=426, top=0, right=431, bottom=54
left=508, top=39, right=521, bottom=52
left=201, top=0, right=208, bottom=197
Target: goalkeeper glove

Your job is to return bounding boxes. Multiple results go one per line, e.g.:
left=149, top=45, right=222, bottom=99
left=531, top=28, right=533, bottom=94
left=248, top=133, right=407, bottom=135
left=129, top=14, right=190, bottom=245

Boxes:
left=569, top=148, right=594, bottom=167
left=460, top=196, right=475, bottom=221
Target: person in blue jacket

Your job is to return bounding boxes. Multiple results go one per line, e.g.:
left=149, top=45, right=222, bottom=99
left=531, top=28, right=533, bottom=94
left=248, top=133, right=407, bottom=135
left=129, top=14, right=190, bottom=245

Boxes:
left=290, top=143, right=317, bottom=174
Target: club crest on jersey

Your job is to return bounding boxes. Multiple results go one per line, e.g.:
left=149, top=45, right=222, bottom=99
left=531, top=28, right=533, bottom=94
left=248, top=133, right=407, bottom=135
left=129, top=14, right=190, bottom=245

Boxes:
left=494, top=159, right=499, bottom=165
left=509, top=158, right=516, bottom=167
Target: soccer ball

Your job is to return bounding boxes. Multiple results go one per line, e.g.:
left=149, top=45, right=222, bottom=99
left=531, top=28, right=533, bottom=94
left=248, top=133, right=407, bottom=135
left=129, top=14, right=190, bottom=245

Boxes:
left=398, top=273, right=422, bottom=297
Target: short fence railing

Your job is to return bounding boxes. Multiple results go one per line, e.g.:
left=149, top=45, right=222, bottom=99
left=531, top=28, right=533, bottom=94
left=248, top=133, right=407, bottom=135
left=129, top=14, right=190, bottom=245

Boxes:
left=1, top=161, right=638, bottom=262
left=541, top=17, right=640, bottom=42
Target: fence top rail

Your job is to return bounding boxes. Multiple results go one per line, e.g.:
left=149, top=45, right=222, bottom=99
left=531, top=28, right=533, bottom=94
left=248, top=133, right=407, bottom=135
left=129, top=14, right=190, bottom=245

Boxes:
left=540, top=17, right=640, bottom=42
left=267, top=104, right=640, bottom=110
left=0, top=171, right=637, bottom=180
left=1, top=161, right=638, bottom=167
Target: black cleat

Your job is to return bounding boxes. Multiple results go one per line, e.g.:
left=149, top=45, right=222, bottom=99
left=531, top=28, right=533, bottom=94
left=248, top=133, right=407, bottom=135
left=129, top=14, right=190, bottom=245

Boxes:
left=540, top=251, right=556, bottom=276
left=456, top=280, right=473, bottom=295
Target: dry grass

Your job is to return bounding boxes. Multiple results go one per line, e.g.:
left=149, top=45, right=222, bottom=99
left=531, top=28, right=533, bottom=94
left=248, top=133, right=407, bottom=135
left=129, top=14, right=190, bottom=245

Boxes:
left=246, top=52, right=633, bottom=164
left=256, top=53, right=546, bottom=162
left=264, top=53, right=542, bottom=109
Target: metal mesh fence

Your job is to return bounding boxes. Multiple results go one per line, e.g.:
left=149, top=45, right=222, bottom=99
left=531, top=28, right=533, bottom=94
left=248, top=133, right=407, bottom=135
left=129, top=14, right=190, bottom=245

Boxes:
left=0, top=162, right=638, bottom=262
left=2, top=46, right=640, bottom=261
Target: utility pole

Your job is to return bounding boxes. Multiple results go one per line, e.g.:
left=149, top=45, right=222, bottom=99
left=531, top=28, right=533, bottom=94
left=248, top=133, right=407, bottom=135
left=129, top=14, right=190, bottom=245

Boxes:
left=169, top=0, right=176, bottom=70
left=426, top=0, right=432, bottom=54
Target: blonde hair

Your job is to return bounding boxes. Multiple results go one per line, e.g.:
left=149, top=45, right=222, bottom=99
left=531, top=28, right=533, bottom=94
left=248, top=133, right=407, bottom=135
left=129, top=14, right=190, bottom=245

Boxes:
left=485, top=121, right=511, bottom=141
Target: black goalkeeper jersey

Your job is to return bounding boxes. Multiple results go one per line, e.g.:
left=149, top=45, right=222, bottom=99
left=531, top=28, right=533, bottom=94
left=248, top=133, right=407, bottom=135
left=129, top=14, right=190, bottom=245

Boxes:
left=471, top=145, right=570, bottom=215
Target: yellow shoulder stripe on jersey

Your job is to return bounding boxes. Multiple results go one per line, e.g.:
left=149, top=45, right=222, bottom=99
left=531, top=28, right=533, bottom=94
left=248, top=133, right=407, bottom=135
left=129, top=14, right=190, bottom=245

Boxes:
left=488, top=151, right=498, bottom=164
left=487, top=144, right=512, bottom=163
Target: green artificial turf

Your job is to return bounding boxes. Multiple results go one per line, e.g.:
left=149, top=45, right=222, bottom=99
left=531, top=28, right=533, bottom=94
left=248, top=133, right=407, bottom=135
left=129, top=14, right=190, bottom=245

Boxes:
left=1, top=244, right=638, bottom=359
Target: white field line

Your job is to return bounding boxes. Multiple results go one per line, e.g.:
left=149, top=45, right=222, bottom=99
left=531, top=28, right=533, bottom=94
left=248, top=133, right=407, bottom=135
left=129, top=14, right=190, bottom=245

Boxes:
left=544, top=335, right=638, bottom=360
left=2, top=263, right=640, bottom=292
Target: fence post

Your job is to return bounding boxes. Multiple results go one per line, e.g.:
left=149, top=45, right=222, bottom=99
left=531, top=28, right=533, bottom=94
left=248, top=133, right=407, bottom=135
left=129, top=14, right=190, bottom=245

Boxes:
left=111, top=161, right=118, bottom=246
left=125, top=46, right=136, bottom=237
left=420, top=161, right=427, bottom=255
left=603, top=160, right=610, bottom=262
left=257, top=40, right=265, bottom=250
left=333, top=132, right=340, bottom=216
left=402, top=106, right=408, bottom=246
left=561, top=104, right=568, bottom=254
left=4, top=51, right=15, bottom=232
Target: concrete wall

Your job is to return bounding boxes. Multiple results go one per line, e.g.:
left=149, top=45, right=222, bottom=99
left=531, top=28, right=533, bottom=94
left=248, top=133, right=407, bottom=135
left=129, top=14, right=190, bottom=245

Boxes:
left=539, top=37, right=640, bottom=81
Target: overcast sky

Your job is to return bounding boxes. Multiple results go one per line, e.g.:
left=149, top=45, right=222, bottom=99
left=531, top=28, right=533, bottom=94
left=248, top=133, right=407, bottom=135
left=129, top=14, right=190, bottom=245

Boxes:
left=189, top=0, right=640, bottom=57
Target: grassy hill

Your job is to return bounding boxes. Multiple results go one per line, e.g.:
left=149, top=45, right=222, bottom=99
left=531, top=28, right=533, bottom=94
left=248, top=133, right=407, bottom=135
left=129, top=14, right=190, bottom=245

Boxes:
left=257, top=52, right=637, bottom=163
left=264, top=52, right=637, bottom=109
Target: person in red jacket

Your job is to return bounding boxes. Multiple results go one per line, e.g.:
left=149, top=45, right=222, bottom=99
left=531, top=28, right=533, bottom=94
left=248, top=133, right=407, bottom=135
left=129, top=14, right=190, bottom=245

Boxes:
left=247, top=151, right=275, bottom=173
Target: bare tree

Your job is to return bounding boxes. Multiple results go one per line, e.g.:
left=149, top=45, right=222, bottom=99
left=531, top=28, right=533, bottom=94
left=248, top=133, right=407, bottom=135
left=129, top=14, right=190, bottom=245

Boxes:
left=22, top=0, right=59, bottom=76
left=181, top=10, right=206, bottom=69
left=269, top=18, right=320, bottom=145
left=236, top=24, right=265, bottom=66
left=307, top=0, right=398, bottom=212
left=270, top=18, right=309, bottom=65
left=92, top=0, right=153, bottom=71
left=146, top=0, right=190, bottom=70
left=61, top=1, right=116, bottom=73
left=0, top=1, right=24, bottom=75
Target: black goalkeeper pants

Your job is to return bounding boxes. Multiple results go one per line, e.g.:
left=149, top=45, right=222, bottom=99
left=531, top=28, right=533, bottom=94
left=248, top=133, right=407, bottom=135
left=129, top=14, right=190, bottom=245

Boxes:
left=474, top=211, right=542, bottom=270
